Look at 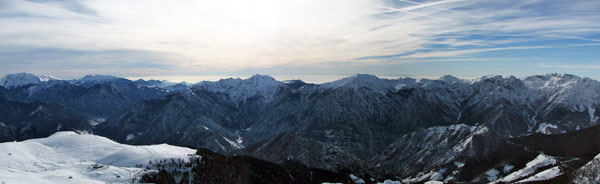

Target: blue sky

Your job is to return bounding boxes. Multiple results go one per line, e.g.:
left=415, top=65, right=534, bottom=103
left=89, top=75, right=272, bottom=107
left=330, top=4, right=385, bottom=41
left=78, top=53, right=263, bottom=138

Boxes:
left=0, top=0, right=599, bottom=83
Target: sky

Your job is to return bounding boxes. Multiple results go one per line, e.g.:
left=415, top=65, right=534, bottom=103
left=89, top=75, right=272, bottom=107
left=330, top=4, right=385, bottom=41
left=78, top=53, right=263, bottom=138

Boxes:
left=0, top=0, right=599, bottom=83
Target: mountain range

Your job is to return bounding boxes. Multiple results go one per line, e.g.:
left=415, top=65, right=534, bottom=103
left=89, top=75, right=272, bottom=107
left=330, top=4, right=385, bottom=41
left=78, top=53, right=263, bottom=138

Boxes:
left=1, top=72, right=600, bottom=183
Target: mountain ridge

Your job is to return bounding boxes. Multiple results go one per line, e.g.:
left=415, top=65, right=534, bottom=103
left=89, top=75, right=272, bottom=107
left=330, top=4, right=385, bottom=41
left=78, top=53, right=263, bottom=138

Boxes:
left=3, top=72, right=600, bottom=183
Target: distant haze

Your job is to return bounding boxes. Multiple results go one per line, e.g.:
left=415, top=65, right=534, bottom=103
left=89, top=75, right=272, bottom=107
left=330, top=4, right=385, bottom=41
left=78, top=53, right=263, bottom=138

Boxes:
left=127, top=74, right=458, bottom=84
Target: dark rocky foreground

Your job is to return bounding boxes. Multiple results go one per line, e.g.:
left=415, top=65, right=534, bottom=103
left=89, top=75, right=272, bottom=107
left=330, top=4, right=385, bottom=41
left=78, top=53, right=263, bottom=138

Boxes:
left=138, top=148, right=354, bottom=184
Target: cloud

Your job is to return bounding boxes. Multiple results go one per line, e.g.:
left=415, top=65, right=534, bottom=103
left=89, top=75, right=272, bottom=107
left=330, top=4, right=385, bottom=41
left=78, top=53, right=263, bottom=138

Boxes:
left=0, top=0, right=599, bottom=78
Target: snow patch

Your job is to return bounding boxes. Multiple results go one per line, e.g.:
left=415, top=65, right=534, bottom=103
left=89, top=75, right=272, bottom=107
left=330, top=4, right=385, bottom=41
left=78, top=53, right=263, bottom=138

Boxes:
left=503, top=164, right=514, bottom=173
left=349, top=174, right=365, bottom=184
left=536, top=123, right=558, bottom=134
left=518, top=166, right=561, bottom=183
left=486, top=169, right=500, bottom=181
left=497, top=154, right=557, bottom=183
left=126, top=134, right=135, bottom=141
left=0, top=73, right=45, bottom=88
left=588, top=104, right=598, bottom=122
left=223, top=136, right=244, bottom=149
left=382, top=180, right=402, bottom=184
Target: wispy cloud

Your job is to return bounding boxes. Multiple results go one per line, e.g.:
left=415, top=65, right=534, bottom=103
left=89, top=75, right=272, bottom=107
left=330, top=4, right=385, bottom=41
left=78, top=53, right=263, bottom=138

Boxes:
left=0, top=0, right=599, bottom=78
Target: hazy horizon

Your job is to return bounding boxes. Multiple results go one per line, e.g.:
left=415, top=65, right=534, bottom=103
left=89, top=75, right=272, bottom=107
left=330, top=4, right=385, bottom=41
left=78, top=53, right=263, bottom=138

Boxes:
left=2, top=71, right=596, bottom=84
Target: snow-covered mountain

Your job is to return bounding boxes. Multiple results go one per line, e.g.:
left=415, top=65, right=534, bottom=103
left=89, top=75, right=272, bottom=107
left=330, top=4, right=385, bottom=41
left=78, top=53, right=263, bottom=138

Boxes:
left=0, top=131, right=195, bottom=184
left=0, top=73, right=174, bottom=118
left=71, top=74, right=132, bottom=87
left=92, top=73, right=600, bottom=183
left=0, top=72, right=59, bottom=89
left=134, top=79, right=190, bottom=91
left=4, top=72, right=600, bottom=183
left=197, top=74, right=287, bottom=103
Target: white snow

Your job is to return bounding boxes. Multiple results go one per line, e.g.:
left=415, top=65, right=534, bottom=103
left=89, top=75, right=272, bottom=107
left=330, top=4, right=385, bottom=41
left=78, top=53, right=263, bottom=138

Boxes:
left=428, top=168, right=446, bottom=181
left=126, top=134, right=135, bottom=141
left=0, top=73, right=46, bottom=89
left=536, top=123, right=558, bottom=134
left=523, top=74, right=600, bottom=112
left=322, top=74, right=399, bottom=94
left=587, top=104, right=598, bottom=122
left=486, top=169, right=500, bottom=181
left=404, top=168, right=448, bottom=183
left=503, top=164, right=514, bottom=173
left=497, top=154, right=557, bottom=183
left=0, top=131, right=196, bottom=184
left=223, top=136, right=244, bottom=149
left=474, top=126, right=489, bottom=135
left=236, top=136, right=243, bottom=144
left=350, top=174, right=365, bottom=184
left=424, top=181, right=443, bottom=184
left=381, top=179, right=402, bottom=184
left=517, top=166, right=561, bottom=183
left=38, top=75, right=61, bottom=82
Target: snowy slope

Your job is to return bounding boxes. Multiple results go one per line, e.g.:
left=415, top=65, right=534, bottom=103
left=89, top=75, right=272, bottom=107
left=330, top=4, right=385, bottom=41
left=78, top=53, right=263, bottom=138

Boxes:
left=0, top=72, right=59, bottom=89
left=321, top=74, right=407, bottom=94
left=495, top=154, right=557, bottom=183
left=0, top=131, right=195, bottom=184
left=71, top=74, right=132, bottom=87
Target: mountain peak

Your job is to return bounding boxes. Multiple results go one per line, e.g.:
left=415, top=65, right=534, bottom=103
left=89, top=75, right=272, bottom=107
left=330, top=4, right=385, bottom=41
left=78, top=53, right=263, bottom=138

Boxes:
left=197, top=74, right=285, bottom=102
left=439, top=75, right=460, bottom=82
left=284, top=79, right=313, bottom=89
left=322, top=74, right=391, bottom=91
left=477, top=75, right=504, bottom=82
left=248, top=74, right=276, bottom=81
left=74, top=74, right=132, bottom=87
left=0, top=72, right=53, bottom=88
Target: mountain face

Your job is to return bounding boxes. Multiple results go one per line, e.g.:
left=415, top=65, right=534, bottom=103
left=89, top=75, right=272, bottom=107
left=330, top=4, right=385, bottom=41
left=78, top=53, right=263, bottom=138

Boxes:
left=371, top=124, right=484, bottom=179
left=1, top=73, right=173, bottom=118
left=134, top=79, right=190, bottom=91
left=0, top=72, right=59, bottom=89
left=238, top=132, right=367, bottom=174
left=4, top=72, right=600, bottom=183
left=140, top=148, right=352, bottom=184
left=96, top=75, right=287, bottom=152
left=0, top=90, right=92, bottom=142
left=94, top=73, right=600, bottom=183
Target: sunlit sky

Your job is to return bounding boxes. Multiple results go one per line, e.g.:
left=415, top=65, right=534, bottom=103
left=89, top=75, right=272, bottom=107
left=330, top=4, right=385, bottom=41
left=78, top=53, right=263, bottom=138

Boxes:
left=1, top=0, right=599, bottom=83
